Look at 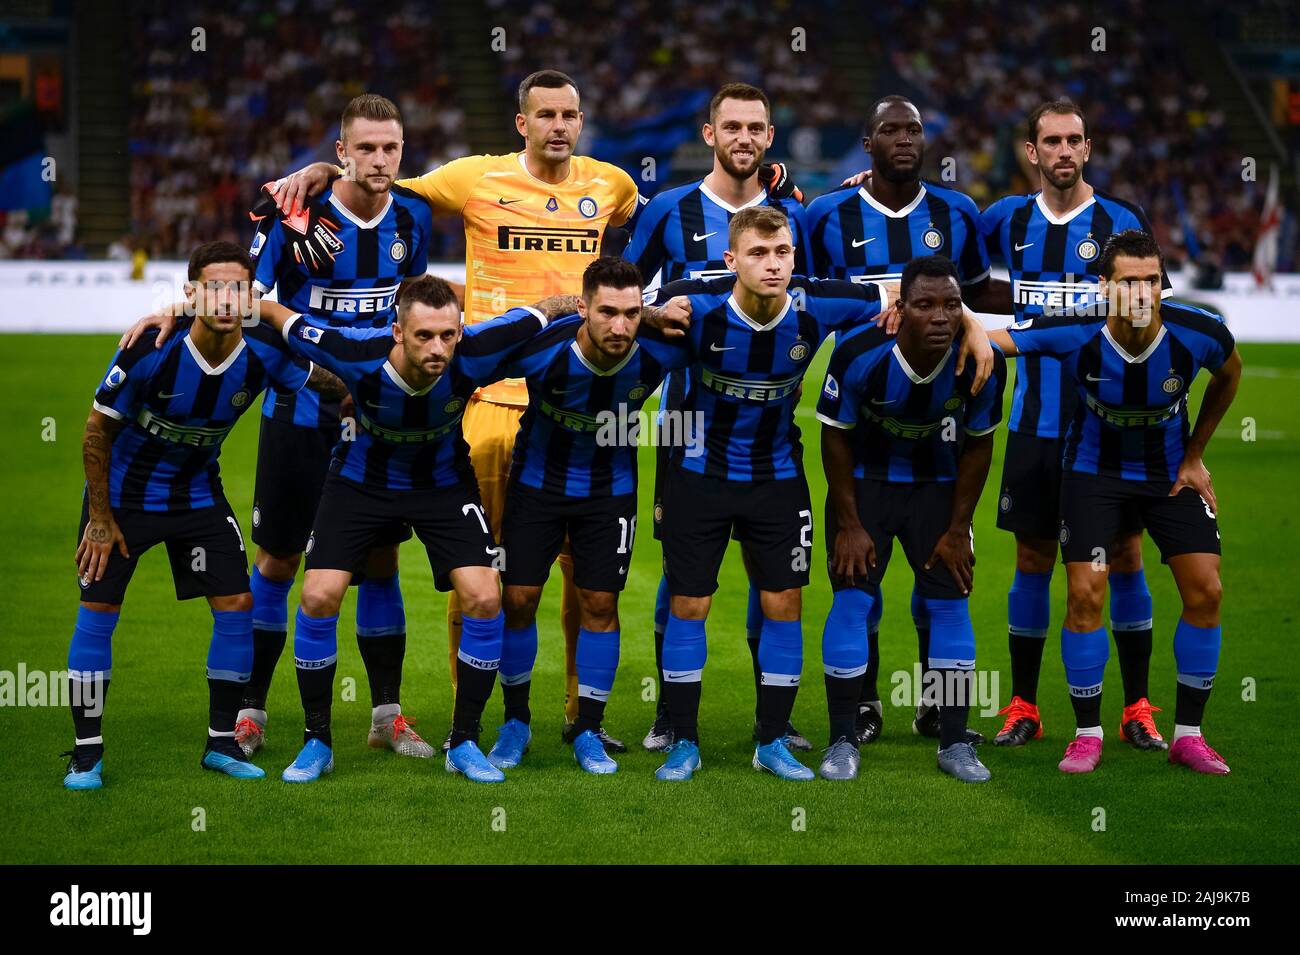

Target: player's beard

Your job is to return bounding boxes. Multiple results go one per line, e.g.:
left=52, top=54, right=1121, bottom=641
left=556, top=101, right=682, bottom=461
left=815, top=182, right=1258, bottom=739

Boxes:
left=354, top=172, right=393, bottom=196
left=1046, top=164, right=1082, bottom=190
left=876, top=153, right=922, bottom=185
left=716, top=143, right=765, bottom=181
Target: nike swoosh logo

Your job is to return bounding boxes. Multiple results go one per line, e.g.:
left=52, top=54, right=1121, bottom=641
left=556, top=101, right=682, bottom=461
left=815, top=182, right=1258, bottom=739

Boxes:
left=498, top=197, right=523, bottom=205
left=693, top=231, right=717, bottom=242
left=1015, top=242, right=1035, bottom=251
left=1085, top=374, right=1110, bottom=382
left=665, top=672, right=694, bottom=680
left=618, top=566, right=627, bottom=575
left=851, top=238, right=875, bottom=248
left=870, top=397, right=897, bottom=405
left=830, top=668, right=858, bottom=677
left=709, top=343, right=736, bottom=352
left=157, top=391, right=184, bottom=399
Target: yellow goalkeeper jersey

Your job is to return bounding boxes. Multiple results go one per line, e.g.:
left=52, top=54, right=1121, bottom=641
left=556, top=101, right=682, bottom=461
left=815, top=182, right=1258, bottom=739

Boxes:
left=398, top=151, right=640, bottom=406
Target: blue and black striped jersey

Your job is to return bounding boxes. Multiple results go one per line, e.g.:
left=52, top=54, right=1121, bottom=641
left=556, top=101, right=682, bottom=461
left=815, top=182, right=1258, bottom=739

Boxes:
left=1007, top=302, right=1234, bottom=482
left=623, top=181, right=811, bottom=286
left=805, top=182, right=990, bottom=287
left=981, top=190, right=1171, bottom=439
left=650, top=274, right=886, bottom=482
left=279, top=307, right=544, bottom=490
left=92, top=324, right=311, bottom=512
left=251, top=183, right=433, bottom=429
left=817, top=325, right=1006, bottom=483
left=502, top=315, right=692, bottom=497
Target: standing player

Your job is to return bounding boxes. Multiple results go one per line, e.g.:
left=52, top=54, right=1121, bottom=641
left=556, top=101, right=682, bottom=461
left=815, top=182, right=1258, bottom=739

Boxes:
left=63, top=242, right=343, bottom=790
left=247, top=278, right=578, bottom=783
left=807, top=95, right=1004, bottom=746
left=988, top=230, right=1240, bottom=775
left=622, top=82, right=812, bottom=753
left=817, top=256, right=1006, bottom=783
left=648, top=206, right=993, bottom=782
left=982, top=101, right=1173, bottom=749
left=272, top=71, right=641, bottom=750
left=486, top=258, right=690, bottom=774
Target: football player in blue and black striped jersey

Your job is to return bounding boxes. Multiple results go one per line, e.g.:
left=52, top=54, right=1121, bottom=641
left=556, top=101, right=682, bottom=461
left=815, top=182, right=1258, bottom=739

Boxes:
left=646, top=206, right=994, bottom=782
left=982, top=101, right=1173, bottom=750
left=250, top=276, right=580, bottom=784
left=63, top=241, right=345, bottom=791
left=486, top=258, right=692, bottom=774
left=622, top=82, right=815, bottom=754
left=809, top=95, right=1012, bottom=746
left=989, top=230, right=1241, bottom=776
left=817, top=256, right=1006, bottom=783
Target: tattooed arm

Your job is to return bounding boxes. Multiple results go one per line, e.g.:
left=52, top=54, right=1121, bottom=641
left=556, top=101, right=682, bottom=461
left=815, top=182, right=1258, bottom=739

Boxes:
left=531, top=293, right=583, bottom=322
left=306, top=363, right=349, bottom=402
left=76, top=409, right=129, bottom=584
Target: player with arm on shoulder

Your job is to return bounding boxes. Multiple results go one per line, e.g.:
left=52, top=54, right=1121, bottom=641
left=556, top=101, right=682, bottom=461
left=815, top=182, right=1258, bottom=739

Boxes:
left=806, top=94, right=1012, bottom=746
left=981, top=100, right=1174, bottom=750
left=988, top=230, right=1240, bottom=775
left=250, top=276, right=571, bottom=784
left=818, top=255, right=1006, bottom=781
left=62, top=242, right=322, bottom=790
left=622, top=82, right=817, bottom=754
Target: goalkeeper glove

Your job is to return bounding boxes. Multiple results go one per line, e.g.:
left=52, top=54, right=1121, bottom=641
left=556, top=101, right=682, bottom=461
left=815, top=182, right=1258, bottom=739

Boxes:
left=248, top=182, right=344, bottom=273
left=758, top=162, right=803, bottom=204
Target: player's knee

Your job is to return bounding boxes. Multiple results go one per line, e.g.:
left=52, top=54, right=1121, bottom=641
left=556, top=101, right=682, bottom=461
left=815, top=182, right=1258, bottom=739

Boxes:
left=759, top=588, right=801, bottom=622
left=1015, top=537, right=1056, bottom=575
left=502, top=586, right=540, bottom=627
left=577, top=590, right=618, bottom=630
left=300, top=580, right=342, bottom=618
left=1184, top=575, right=1223, bottom=620
left=670, top=595, right=710, bottom=621
left=1065, top=584, right=1105, bottom=629
left=255, top=548, right=301, bottom=581
left=80, top=601, right=121, bottom=615
left=459, top=579, right=501, bottom=619
left=1109, top=535, right=1144, bottom=573
left=210, top=592, right=253, bottom=613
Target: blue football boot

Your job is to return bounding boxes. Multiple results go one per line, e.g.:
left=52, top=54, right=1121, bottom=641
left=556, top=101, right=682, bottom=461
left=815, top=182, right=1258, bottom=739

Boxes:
left=281, top=738, right=334, bottom=783
left=486, top=719, right=531, bottom=769
left=62, top=748, right=103, bottom=791
left=573, top=729, right=618, bottom=774
left=655, top=739, right=701, bottom=781
left=446, top=739, right=505, bottom=783
left=753, top=737, right=814, bottom=780
left=201, top=736, right=266, bottom=779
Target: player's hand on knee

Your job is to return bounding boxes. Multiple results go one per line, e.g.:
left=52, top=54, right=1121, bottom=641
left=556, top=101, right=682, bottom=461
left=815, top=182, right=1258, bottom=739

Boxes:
left=76, top=518, right=128, bottom=583
left=926, top=528, right=973, bottom=595
left=1170, top=454, right=1216, bottom=514
left=832, top=524, right=876, bottom=586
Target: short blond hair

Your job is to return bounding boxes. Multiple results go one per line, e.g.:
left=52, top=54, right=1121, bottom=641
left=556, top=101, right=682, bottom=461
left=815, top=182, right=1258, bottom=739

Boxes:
left=340, top=94, right=402, bottom=141
left=728, top=205, right=791, bottom=250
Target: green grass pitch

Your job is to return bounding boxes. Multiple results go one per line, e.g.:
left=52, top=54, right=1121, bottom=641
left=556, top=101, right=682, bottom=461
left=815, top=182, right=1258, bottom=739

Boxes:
left=0, top=333, right=1296, bottom=864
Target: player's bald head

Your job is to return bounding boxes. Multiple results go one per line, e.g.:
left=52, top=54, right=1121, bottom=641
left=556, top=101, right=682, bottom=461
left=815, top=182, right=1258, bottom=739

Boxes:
left=864, top=95, right=919, bottom=137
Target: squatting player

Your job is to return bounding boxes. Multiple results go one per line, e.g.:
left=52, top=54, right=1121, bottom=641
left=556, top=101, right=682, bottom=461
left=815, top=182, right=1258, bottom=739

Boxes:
left=647, top=205, right=993, bottom=782
left=63, top=242, right=344, bottom=790
left=249, top=277, right=580, bottom=784
left=809, top=94, right=1006, bottom=747
left=817, top=256, right=1006, bottom=783
left=486, top=258, right=690, bottom=774
left=621, top=81, right=813, bottom=753
left=989, top=230, right=1240, bottom=775
left=123, top=95, right=439, bottom=761
left=981, top=100, right=1173, bottom=749
left=273, top=70, right=641, bottom=751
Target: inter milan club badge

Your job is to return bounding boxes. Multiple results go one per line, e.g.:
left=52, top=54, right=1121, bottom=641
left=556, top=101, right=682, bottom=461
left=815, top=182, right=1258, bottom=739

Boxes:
left=546, top=196, right=559, bottom=213
left=578, top=196, right=598, bottom=218
left=789, top=340, right=809, bottom=361
left=390, top=239, right=406, bottom=262
left=923, top=227, right=943, bottom=250
left=1077, top=234, right=1099, bottom=261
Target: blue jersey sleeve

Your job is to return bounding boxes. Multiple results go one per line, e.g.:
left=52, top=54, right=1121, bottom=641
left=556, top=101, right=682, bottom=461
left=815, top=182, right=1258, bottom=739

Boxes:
left=281, top=315, right=391, bottom=379
left=92, top=333, right=166, bottom=422
left=797, top=277, right=886, bottom=334
left=814, top=325, right=888, bottom=429
left=406, top=202, right=432, bottom=278
left=953, top=195, right=992, bottom=285
left=979, top=196, right=1012, bottom=264
left=245, top=321, right=312, bottom=394
left=636, top=325, right=695, bottom=371
left=1007, top=313, right=1104, bottom=357
left=623, top=192, right=674, bottom=287
left=964, top=345, right=1006, bottom=435
left=782, top=199, right=814, bottom=278
left=250, top=216, right=285, bottom=295
left=457, top=306, right=549, bottom=385
left=804, top=193, right=836, bottom=278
